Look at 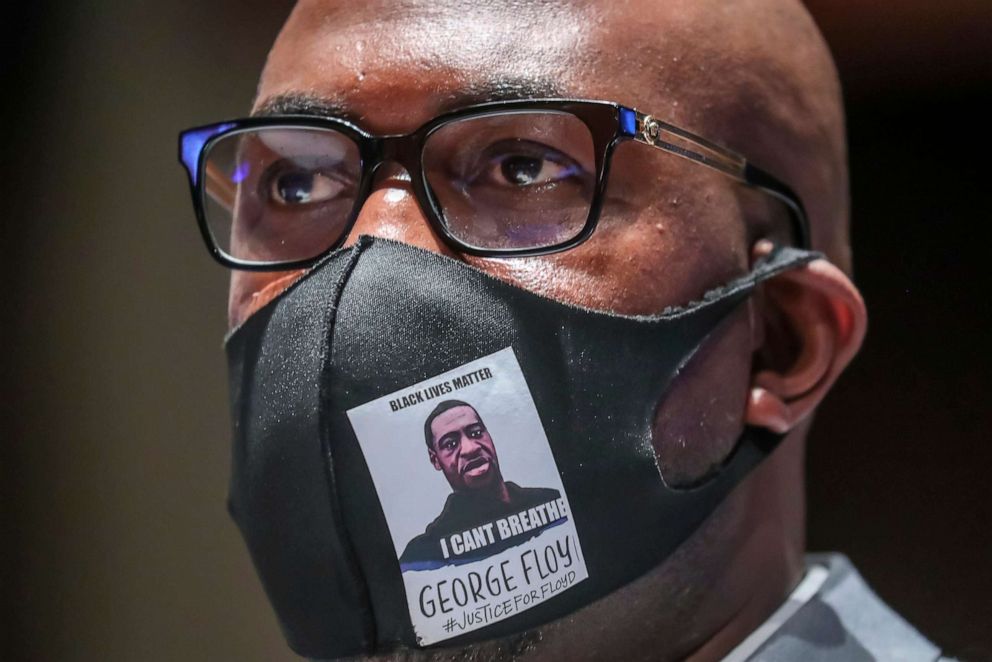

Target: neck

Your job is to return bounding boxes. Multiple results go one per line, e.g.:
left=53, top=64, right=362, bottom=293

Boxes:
left=683, top=547, right=802, bottom=661
left=684, top=428, right=808, bottom=661
left=456, top=476, right=509, bottom=502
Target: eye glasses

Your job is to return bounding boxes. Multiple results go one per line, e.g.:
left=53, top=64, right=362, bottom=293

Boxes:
left=178, top=99, right=810, bottom=270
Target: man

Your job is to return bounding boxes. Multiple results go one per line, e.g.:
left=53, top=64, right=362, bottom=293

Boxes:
left=181, top=0, right=948, bottom=659
left=400, top=400, right=563, bottom=570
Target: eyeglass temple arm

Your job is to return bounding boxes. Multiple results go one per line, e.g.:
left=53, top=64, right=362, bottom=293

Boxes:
left=624, top=109, right=812, bottom=249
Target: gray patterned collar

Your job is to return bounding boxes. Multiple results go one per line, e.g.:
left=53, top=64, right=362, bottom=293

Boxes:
left=723, top=553, right=945, bottom=662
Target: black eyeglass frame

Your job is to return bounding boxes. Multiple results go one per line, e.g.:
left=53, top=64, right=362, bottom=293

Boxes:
left=178, top=98, right=811, bottom=270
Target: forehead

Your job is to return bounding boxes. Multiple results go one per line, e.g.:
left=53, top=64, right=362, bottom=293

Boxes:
left=258, top=0, right=734, bottom=133
left=431, top=407, right=481, bottom=437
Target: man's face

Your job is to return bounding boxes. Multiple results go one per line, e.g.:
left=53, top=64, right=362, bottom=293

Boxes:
left=235, top=2, right=851, bottom=658
left=428, top=406, right=500, bottom=492
left=236, top=0, right=812, bottom=480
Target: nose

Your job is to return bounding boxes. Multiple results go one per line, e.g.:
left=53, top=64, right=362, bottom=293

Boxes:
left=459, top=433, right=483, bottom=456
left=342, top=162, right=458, bottom=258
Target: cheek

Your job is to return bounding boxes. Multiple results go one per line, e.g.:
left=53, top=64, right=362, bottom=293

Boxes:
left=228, top=270, right=306, bottom=328
left=466, top=144, right=750, bottom=316
left=468, top=203, right=746, bottom=318
left=443, top=457, right=462, bottom=478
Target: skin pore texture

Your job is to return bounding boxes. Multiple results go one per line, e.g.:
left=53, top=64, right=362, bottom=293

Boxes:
left=233, top=0, right=867, bottom=659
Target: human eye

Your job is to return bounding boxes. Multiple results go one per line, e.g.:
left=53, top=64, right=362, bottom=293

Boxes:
left=439, top=434, right=459, bottom=451
left=477, top=139, right=586, bottom=189
left=465, top=424, right=485, bottom=439
left=264, top=162, right=351, bottom=207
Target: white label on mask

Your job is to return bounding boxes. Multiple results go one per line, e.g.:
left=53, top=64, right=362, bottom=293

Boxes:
left=347, top=346, right=588, bottom=646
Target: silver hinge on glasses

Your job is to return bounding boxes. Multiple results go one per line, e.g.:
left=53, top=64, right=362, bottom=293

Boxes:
left=639, top=114, right=665, bottom=146
left=634, top=112, right=747, bottom=180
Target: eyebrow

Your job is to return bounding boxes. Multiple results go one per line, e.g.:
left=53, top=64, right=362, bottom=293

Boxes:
left=252, top=77, right=568, bottom=123
left=253, top=93, right=353, bottom=120
left=454, top=77, right=566, bottom=107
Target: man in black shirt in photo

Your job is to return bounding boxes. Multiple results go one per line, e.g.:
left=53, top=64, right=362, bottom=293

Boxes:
left=400, top=400, right=562, bottom=570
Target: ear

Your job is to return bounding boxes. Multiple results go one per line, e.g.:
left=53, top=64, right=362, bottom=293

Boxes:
left=429, top=448, right=442, bottom=471
left=745, top=242, right=867, bottom=433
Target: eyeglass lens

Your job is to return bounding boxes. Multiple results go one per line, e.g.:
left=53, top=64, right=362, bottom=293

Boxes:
left=203, top=127, right=362, bottom=264
left=422, top=111, right=596, bottom=251
left=201, top=111, right=597, bottom=264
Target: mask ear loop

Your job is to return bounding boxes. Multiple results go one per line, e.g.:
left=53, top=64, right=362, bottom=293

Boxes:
left=646, top=311, right=750, bottom=491
left=644, top=245, right=823, bottom=492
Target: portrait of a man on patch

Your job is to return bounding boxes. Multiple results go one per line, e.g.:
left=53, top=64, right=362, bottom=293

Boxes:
left=400, top=400, right=564, bottom=571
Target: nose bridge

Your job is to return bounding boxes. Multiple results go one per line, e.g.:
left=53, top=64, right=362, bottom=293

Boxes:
left=344, top=132, right=457, bottom=256
left=459, top=430, right=481, bottom=454
left=375, top=133, right=422, bottom=176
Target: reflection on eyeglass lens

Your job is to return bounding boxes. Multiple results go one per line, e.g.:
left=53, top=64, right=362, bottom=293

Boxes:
left=204, top=127, right=361, bottom=263
left=424, top=112, right=596, bottom=250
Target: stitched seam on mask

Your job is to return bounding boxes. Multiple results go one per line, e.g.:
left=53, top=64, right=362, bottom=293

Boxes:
left=316, top=235, right=377, bottom=649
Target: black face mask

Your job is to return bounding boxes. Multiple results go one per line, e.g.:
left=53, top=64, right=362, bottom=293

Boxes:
left=224, top=236, right=818, bottom=659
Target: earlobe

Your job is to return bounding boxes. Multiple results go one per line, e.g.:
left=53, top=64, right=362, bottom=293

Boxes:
left=429, top=450, right=441, bottom=471
left=745, top=243, right=867, bottom=433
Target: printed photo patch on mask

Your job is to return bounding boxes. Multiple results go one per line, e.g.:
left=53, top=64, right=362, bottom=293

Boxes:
left=347, top=347, right=589, bottom=645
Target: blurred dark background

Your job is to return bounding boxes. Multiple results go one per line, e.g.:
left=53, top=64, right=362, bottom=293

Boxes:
left=2, top=1, right=989, bottom=660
